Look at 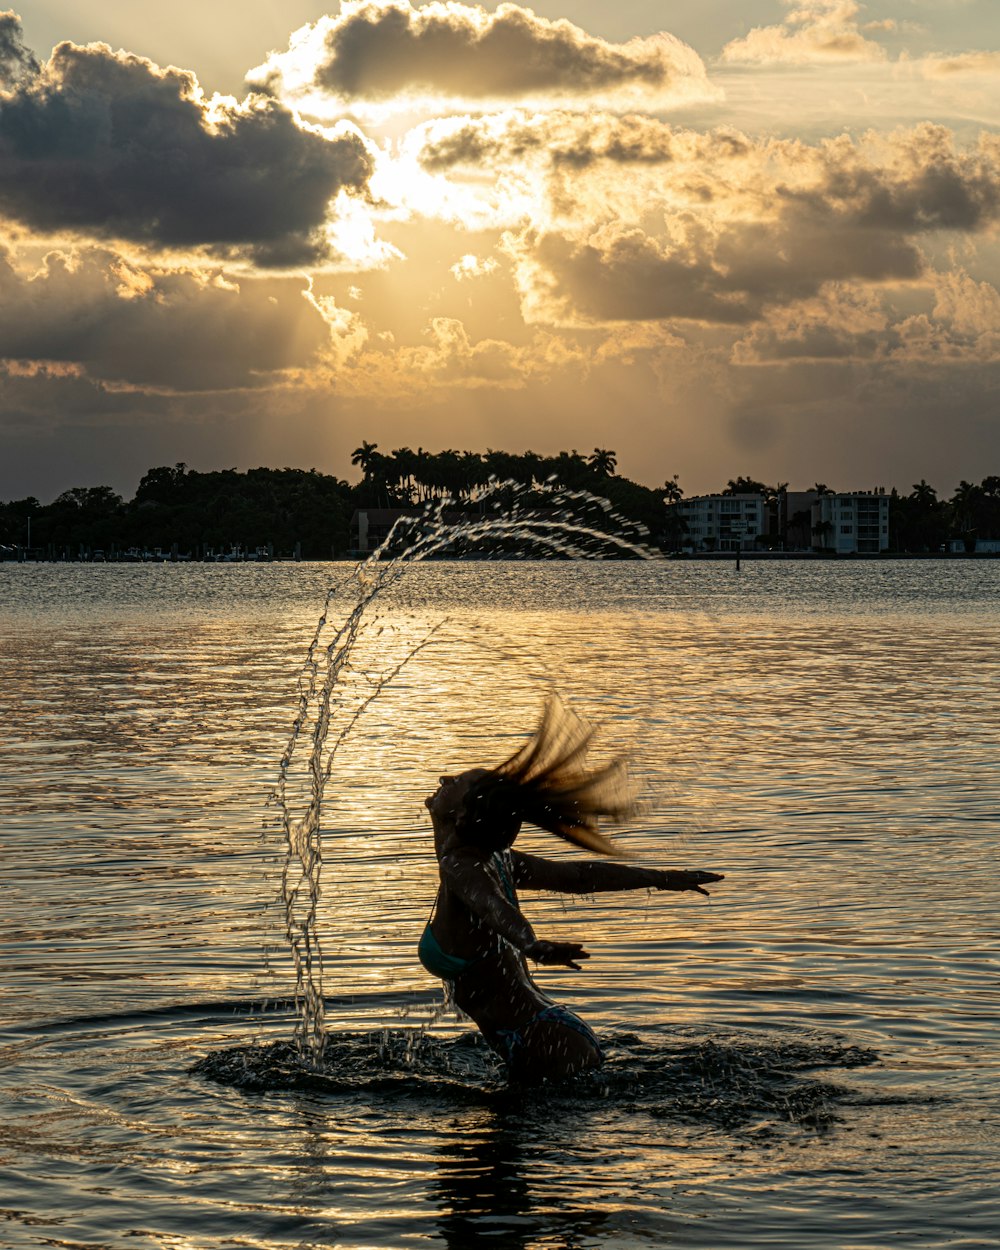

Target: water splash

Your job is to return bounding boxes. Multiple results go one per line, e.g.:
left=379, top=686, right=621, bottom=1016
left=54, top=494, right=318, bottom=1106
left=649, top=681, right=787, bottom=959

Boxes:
left=193, top=1026, right=881, bottom=1135
left=271, top=480, right=663, bottom=1061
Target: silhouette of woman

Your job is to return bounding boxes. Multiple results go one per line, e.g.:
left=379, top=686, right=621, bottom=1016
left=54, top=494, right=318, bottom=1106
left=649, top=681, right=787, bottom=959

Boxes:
left=420, top=699, right=723, bottom=1081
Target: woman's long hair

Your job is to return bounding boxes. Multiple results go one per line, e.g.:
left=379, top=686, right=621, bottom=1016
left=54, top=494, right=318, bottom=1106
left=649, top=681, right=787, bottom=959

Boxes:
left=463, top=697, right=635, bottom=855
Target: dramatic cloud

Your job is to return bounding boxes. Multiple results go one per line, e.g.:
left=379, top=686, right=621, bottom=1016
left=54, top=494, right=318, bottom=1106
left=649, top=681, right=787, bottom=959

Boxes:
left=730, top=284, right=891, bottom=363
left=0, top=247, right=334, bottom=389
left=811, top=125, right=1000, bottom=232
left=411, top=108, right=1000, bottom=232
left=3, top=3, right=1000, bottom=502
left=506, top=216, right=923, bottom=329
left=251, top=0, right=714, bottom=113
left=488, top=122, right=1000, bottom=328
left=0, top=8, right=38, bottom=87
left=414, top=112, right=1000, bottom=230
left=0, top=19, right=374, bottom=264
left=721, top=1, right=888, bottom=65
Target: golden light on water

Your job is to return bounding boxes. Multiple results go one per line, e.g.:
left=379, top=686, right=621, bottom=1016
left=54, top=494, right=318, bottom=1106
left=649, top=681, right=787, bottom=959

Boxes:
left=5, top=558, right=1000, bottom=1248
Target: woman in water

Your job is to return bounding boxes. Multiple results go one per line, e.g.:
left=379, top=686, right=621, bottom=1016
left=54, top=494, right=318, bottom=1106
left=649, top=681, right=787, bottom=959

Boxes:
left=420, top=700, right=724, bottom=1081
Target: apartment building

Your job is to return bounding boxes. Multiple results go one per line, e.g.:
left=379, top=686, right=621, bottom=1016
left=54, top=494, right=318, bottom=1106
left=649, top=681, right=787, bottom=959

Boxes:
left=811, top=491, right=890, bottom=553
left=675, top=494, right=768, bottom=552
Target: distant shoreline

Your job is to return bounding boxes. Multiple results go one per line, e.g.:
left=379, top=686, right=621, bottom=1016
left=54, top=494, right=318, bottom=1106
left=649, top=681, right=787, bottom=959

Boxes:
left=4, top=551, right=998, bottom=565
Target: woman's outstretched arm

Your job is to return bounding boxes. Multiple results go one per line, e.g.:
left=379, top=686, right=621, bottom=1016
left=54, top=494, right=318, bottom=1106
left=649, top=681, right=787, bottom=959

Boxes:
left=511, top=852, right=723, bottom=896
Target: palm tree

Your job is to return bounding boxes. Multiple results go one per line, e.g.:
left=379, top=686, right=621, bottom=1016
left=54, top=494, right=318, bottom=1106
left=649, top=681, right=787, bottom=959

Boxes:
left=911, top=479, right=938, bottom=507
left=550, top=449, right=588, bottom=487
left=390, top=446, right=417, bottom=504
left=950, top=479, right=983, bottom=550
left=724, top=476, right=769, bottom=496
left=588, top=448, right=618, bottom=476
left=460, top=451, right=489, bottom=497
left=904, top=480, right=946, bottom=552
left=351, top=441, right=379, bottom=477
left=412, top=448, right=433, bottom=501
left=485, top=448, right=518, bottom=484
left=662, top=475, right=683, bottom=504
left=523, top=451, right=544, bottom=487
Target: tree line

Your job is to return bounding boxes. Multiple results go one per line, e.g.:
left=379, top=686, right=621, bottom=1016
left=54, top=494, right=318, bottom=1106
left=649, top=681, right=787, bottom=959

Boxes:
left=1, top=451, right=998, bottom=557
left=0, top=448, right=675, bottom=558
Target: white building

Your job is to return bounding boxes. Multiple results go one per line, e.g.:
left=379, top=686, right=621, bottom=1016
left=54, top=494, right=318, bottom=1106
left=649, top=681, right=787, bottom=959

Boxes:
left=675, top=494, right=768, bottom=552
left=811, top=491, right=890, bottom=553
left=946, top=537, right=1000, bottom=554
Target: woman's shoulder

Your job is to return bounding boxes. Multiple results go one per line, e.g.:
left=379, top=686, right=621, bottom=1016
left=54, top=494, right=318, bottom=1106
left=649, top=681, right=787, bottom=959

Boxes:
left=438, top=844, right=496, bottom=878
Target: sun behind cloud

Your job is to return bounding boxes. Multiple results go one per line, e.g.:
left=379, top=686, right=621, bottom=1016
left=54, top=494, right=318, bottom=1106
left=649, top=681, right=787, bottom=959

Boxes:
left=1, top=2, right=999, bottom=500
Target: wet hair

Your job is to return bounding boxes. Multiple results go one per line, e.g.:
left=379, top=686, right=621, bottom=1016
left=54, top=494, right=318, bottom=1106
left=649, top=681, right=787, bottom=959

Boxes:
left=460, top=697, right=635, bottom=855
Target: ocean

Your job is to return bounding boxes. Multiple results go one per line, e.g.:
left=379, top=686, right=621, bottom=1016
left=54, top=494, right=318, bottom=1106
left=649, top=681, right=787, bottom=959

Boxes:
left=1, top=558, right=998, bottom=1249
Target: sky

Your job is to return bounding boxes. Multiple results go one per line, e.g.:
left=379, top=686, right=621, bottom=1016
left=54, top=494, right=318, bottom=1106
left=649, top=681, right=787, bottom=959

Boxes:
left=2, top=0, right=999, bottom=501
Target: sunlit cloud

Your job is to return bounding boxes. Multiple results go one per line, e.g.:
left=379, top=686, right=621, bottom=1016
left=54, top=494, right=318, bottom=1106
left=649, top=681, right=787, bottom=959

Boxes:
left=312, top=315, right=592, bottom=398
left=378, top=119, right=542, bottom=228
left=450, top=253, right=499, bottom=281
left=249, top=0, right=718, bottom=118
left=405, top=113, right=1000, bottom=320
left=930, top=268, right=1000, bottom=347
left=324, top=190, right=405, bottom=269
left=920, top=49, right=1000, bottom=77
left=720, top=1, right=889, bottom=66
left=729, top=264, right=1000, bottom=367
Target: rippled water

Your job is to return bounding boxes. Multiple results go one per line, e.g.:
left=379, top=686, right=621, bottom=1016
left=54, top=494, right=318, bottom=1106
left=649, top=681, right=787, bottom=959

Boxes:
left=2, top=560, right=998, bottom=1248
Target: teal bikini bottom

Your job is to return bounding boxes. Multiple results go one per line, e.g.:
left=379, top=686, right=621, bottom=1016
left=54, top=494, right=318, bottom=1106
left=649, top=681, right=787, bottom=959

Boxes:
left=418, top=928, right=603, bottom=1066
left=489, top=1003, right=604, bottom=1068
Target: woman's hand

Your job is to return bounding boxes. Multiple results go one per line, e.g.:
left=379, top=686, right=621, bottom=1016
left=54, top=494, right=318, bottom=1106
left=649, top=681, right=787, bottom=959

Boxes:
left=658, top=870, right=724, bottom=897
left=524, top=939, right=591, bottom=971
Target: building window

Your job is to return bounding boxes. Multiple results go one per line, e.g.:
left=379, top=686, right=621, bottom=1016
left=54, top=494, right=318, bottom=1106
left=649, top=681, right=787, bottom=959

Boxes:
left=840, top=524, right=854, bottom=534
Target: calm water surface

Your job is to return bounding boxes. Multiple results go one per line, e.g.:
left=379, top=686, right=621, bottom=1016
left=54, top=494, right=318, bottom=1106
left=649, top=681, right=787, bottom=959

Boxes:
left=1, top=560, right=998, bottom=1249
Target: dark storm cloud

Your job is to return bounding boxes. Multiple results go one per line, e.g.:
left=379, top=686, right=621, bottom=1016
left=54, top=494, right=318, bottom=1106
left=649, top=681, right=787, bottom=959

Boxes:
left=529, top=230, right=760, bottom=325
left=0, top=19, right=373, bottom=264
left=0, top=248, right=331, bottom=389
left=252, top=1, right=708, bottom=106
left=733, top=319, right=886, bottom=363
left=519, top=205, right=925, bottom=328
left=807, top=126, right=1000, bottom=233
left=0, top=365, right=144, bottom=440
left=0, top=9, right=38, bottom=87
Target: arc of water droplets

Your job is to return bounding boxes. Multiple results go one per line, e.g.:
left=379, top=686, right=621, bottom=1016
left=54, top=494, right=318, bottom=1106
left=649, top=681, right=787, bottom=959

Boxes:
left=272, top=479, right=662, bottom=1062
